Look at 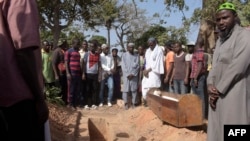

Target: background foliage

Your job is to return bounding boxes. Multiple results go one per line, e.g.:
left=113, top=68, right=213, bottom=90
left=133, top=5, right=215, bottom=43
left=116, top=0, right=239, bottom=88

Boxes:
left=38, top=0, right=250, bottom=50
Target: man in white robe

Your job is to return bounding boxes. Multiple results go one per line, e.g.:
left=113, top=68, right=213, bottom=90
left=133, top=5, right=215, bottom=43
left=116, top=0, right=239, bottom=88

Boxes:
left=141, top=38, right=164, bottom=106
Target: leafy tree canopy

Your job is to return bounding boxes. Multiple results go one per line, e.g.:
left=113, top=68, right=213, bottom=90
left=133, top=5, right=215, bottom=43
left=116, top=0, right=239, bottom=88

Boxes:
left=135, top=25, right=166, bottom=47
left=89, top=35, right=107, bottom=45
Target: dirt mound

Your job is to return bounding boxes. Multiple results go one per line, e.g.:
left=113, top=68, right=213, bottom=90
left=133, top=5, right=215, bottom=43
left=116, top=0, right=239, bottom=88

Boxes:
left=118, top=107, right=207, bottom=141
left=48, top=103, right=80, bottom=141
left=48, top=103, right=207, bottom=141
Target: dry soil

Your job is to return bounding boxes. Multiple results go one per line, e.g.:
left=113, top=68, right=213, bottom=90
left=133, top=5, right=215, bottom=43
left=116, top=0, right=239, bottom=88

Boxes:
left=48, top=101, right=207, bottom=141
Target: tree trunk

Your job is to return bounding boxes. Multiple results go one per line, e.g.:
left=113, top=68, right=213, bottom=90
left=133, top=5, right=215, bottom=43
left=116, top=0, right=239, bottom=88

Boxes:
left=52, top=27, right=61, bottom=49
left=106, top=19, right=112, bottom=46
left=107, top=27, right=110, bottom=46
left=196, top=0, right=225, bottom=53
left=115, top=27, right=125, bottom=50
left=198, top=20, right=216, bottom=53
left=52, top=4, right=61, bottom=48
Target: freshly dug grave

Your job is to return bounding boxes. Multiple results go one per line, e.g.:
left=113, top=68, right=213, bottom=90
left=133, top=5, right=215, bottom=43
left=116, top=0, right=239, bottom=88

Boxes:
left=48, top=102, right=207, bottom=141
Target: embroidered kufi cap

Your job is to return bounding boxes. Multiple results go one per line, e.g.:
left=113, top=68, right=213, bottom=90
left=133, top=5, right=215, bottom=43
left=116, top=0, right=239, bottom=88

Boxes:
left=148, top=37, right=156, bottom=42
left=187, top=41, right=195, bottom=46
left=101, top=44, right=108, bottom=49
left=111, top=47, right=118, bottom=51
left=127, top=43, right=135, bottom=47
left=217, top=2, right=236, bottom=13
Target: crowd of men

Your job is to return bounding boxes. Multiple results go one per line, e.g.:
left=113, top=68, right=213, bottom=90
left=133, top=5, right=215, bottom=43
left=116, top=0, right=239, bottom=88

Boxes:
left=2, top=1, right=250, bottom=140
left=41, top=36, right=211, bottom=118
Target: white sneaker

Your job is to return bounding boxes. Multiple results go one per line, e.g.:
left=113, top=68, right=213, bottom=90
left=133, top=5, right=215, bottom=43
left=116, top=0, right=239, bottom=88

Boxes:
left=99, top=103, right=103, bottom=107
left=84, top=105, right=90, bottom=110
left=91, top=105, right=97, bottom=109
left=108, top=102, right=112, bottom=107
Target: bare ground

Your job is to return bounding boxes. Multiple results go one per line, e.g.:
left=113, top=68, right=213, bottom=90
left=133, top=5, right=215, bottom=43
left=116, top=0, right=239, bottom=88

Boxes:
left=48, top=102, right=207, bottom=141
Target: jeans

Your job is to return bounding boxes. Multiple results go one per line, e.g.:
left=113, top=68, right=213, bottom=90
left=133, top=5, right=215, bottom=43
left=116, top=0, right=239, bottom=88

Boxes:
left=69, top=76, right=82, bottom=107
left=113, top=71, right=122, bottom=100
left=85, top=73, right=99, bottom=106
left=79, top=79, right=87, bottom=106
left=173, top=79, right=187, bottom=94
left=99, top=75, right=114, bottom=103
left=190, top=74, right=206, bottom=118
left=164, top=83, right=174, bottom=93
left=59, top=74, right=68, bottom=105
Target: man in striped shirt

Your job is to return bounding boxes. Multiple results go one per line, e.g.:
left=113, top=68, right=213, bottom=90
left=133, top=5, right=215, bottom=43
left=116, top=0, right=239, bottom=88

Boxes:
left=65, top=38, right=81, bottom=109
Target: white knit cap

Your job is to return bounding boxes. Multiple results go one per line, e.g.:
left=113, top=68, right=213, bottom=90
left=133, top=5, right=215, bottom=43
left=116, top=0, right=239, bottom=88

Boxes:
left=101, top=44, right=108, bottom=49
left=127, top=43, right=135, bottom=47
left=187, top=41, right=195, bottom=46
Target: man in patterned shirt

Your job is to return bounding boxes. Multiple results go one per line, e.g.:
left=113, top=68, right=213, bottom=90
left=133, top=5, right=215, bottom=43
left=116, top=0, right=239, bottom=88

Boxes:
left=65, top=38, right=81, bottom=109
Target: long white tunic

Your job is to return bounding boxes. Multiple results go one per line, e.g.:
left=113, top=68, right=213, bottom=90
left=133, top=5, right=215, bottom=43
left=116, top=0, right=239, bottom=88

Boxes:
left=142, top=45, right=164, bottom=88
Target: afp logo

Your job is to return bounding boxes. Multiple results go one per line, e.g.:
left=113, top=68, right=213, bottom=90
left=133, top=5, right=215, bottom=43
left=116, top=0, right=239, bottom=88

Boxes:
left=224, top=125, right=250, bottom=141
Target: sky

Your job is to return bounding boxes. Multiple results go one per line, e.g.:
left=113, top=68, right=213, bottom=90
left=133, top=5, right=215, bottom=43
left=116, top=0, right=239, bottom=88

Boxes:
left=85, top=0, right=202, bottom=46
